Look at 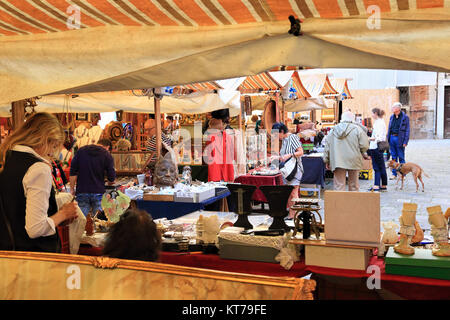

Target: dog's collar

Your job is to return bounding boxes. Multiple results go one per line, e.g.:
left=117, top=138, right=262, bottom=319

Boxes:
left=397, top=163, right=405, bottom=176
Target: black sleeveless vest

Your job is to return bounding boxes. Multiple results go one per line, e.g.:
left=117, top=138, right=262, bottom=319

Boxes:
left=0, top=150, right=60, bottom=252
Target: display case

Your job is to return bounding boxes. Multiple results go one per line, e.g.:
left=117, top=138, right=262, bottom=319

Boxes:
left=111, top=151, right=152, bottom=175
left=246, top=132, right=267, bottom=170
left=134, top=114, right=150, bottom=151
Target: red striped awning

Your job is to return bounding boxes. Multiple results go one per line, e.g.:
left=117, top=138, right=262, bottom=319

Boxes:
left=239, top=72, right=281, bottom=93
left=0, top=0, right=444, bottom=37
left=178, top=81, right=222, bottom=92
left=290, top=71, right=311, bottom=99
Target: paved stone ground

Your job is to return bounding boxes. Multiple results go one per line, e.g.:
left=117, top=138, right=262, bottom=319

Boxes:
left=319, top=139, right=450, bottom=237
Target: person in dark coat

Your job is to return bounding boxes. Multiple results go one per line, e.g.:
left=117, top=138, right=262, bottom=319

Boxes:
left=69, top=139, right=116, bottom=216
left=386, top=102, right=410, bottom=179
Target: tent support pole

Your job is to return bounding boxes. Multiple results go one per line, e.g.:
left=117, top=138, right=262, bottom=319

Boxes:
left=154, top=97, right=162, bottom=159
left=238, top=110, right=243, bottom=134
left=310, top=109, right=316, bottom=123
left=275, top=92, right=280, bottom=122
left=11, top=100, right=26, bottom=130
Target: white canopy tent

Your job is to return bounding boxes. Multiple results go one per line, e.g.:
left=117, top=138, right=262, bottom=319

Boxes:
left=0, top=3, right=449, bottom=107
left=0, top=89, right=242, bottom=118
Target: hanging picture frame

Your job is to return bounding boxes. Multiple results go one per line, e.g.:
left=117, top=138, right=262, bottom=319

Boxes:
left=76, top=113, right=88, bottom=121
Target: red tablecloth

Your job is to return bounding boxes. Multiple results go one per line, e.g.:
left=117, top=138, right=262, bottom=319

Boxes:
left=160, top=251, right=309, bottom=278
left=160, top=252, right=450, bottom=286
left=76, top=245, right=450, bottom=299
left=234, top=174, right=283, bottom=202
left=76, top=243, right=450, bottom=288
left=159, top=252, right=450, bottom=300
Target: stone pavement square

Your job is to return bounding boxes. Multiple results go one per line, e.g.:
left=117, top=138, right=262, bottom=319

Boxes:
left=316, top=139, right=450, bottom=237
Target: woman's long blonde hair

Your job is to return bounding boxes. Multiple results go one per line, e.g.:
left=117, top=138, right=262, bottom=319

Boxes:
left=0, top=112, right=64, bottom=173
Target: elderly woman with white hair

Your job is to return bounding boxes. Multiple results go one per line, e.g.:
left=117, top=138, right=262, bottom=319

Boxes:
left=322, top=111, right=370, bottom=191
left=386, top=102, right=410, bottom=179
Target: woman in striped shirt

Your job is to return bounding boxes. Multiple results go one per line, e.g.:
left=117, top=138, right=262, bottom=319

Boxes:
left=141, top=118, right=173, bottom=171
left=271, top=122, right=304, bottom=219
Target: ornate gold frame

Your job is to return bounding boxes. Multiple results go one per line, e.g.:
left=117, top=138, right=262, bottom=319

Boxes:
left=0, top=251, right=315, bottom=300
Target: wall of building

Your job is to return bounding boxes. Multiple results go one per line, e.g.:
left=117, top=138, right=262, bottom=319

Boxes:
left=299, top=69, right=437, bottom=90
left=408, top=85, right=436, bottom=139
left=297, top=69, right=446, bottom=139
left=437, top=73, right=450, bottom=139
left=342, top=88, right=399, bottom=130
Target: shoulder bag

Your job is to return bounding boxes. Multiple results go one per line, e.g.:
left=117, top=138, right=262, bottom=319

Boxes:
left=280, top=156, right=298, bottom=181
left=377, top=140, right=390, bottom=152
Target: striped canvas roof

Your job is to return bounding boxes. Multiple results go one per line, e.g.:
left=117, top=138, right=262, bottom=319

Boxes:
left=298, top=73, right=338, bottom=97
left=0, top=0, right=445, bottom=36
left=239, top=72, right=282, bottom=93
left=330, top=78, right=353, bottom=99
left=177, top=81, right=222, bottom=92
left=290, top=71, right=311, bottom=99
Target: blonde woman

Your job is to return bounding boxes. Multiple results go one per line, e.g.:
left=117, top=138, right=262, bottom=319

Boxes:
left=0, top=112, right=78, bottom=252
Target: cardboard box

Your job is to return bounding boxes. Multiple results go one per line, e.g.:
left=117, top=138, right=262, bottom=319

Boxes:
left=359, top=169, right=373, bottom=180
left=174, top=188, right=215, bottom=203
left=385, top=248, right=450, bottom=280
left=305, top=244, right=371, bottom=270
left=324, top=191, right=380, bottom=247
left=218, top=238, right=280, bottom=263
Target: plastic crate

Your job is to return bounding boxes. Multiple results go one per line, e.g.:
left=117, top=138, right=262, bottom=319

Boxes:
left=359, top=169, right=373, bottom=180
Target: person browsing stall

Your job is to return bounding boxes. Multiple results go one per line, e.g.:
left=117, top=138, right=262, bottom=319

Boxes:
left=323, top=111, right=369, bottom=191
left=0, top=113, right=78, bottom=252
left=367, top=108, right=388, bottom=192
left=69, top=139, right=116, bottom=217
left=103, top=208, right=161, bottom=262
left=205, top=109, right=236, bottom=182
left=270, top=122, right=304, bottom=219
left=141, top=118, right=173, bottom=172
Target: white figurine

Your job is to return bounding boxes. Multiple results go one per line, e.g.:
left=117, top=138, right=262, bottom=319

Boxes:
left=196, top=215, right=220, bottom=244
left=381, top=221, right=399, bottom=245
left=394, top=203, right=417, bottom=255
left=427, top=206, right=450, bottom=257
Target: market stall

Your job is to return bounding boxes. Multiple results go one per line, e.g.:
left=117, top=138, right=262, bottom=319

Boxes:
left=1, top=1, right=450, bottom=301
left=233, top=70, right=340, bottom=201
left=135, top=190, right=230, bottom=220
left=70, top=208, right=450, bottom=300
left=234, top=155, right=325, bottom=203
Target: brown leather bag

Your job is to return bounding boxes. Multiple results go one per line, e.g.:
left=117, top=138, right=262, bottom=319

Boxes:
left=377, top=140, right=390, bottom=152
